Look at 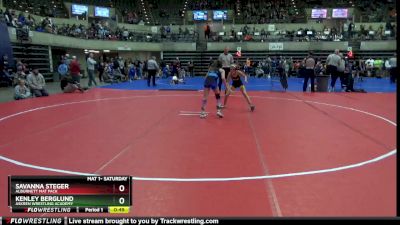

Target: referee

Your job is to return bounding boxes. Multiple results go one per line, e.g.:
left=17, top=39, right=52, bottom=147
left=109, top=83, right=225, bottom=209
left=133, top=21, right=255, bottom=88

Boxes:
left=147, top=56, right=159, bottom=87
left=303, top=51, right=316, bottom=92
left=218, top=47, right=234, bottom=92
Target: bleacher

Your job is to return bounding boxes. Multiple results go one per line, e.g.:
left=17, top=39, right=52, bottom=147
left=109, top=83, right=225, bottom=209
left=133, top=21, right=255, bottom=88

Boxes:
left=152, top=0, right=184, bottom=25
left=3, top=0, right=68, bottom=18
left=12, top=43, right=53, bottom=81
left=113, top=0, right=142, bottom=24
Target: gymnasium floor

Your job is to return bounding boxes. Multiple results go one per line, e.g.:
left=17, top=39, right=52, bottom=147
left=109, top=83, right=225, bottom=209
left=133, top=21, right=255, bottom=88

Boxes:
left=0, top=77, right=396, bottom=217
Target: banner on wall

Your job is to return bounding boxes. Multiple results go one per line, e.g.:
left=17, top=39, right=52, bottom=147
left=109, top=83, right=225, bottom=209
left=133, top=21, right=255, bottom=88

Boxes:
left=267, top=24, right=276, bottom=32
left=151, top=26, right=158, bottom=33
left=117, top=46, right=132, bottom=51
left=268, top=43, right=283, bottom=51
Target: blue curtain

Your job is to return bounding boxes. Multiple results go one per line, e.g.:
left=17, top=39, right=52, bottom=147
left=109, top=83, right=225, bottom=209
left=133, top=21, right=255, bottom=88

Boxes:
left=0, top=22, right=15, bottom=69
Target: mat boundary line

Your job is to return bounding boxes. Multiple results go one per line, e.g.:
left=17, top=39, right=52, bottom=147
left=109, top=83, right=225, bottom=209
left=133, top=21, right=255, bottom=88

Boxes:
left=0, top=94, right=396, bottom=182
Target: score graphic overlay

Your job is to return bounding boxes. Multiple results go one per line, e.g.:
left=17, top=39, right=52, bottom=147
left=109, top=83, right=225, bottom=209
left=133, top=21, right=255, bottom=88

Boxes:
left=8, top=176, right=132, bottom=213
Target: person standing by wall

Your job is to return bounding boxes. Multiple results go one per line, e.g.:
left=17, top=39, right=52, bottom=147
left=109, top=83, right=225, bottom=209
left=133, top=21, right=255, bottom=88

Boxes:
left=172, top=57, right=180, bottom=78
left=337, top=53, right=346, bottom=91
left=357, top=58, right=366, bottom=81
left=277, top=56, right=288, bottom=91
left=98, top=62, right=105, bottom=83
left=128, top=62, right=136, bottom=82
left=87, top=53, right=97, bottom=87
left=326, top=49, right=341, bottom=92
left=389, top=53, right=397, bottom=83
left=204, top=23, right=211, bottom=40
left=147, top=56, right=159, bottom=87
left=58, top=59, right=68, bottom=80
left=69, top=56, right=81, bottom=84
left=343, top=57, right=354, bottom=92
left=188, top=60, right=194, bottom=77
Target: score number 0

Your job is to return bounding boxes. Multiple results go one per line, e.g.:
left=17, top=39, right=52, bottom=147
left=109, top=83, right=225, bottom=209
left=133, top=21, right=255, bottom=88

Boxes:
left=118, top=184, right=126, bottom=205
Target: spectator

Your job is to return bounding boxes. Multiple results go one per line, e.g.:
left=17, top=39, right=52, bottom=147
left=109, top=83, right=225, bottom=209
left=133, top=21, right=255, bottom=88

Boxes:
left=4, top=9, right=13, bottom=26
left=142, top=59, right=148, bottom=79
left=128, top=62, right=136, bottom=82
left=326, top=49, right=341, bottom=92
left=357, top=58, right=366, bottom=79
left=389, top=53, right=397, bottom=83
left=69, top=56, right=81, bottom=83
left=17, top=12, right=26, bottom=27
left=16, top=59, right=26, bottom=71
left=188, top=60, right=194, bottom=77
left=172, top=57, right=180, bottom=77
left=284, top=58, right=290, bottom=78
left=209, top=57, right=213, bottom=67
left=277, top=57, right=288, bottom=90
left=348, top=21, right=355, bottom=39
left=64, top=54, right=72, bottom=66
left=98, top=62, right=105, bottom=83
left=58, top=60, right=68, bottom=79
left=87, top=53, right=97, bottom=87
left=343, top=21, right=349, bottom=38
left=336, top=54, right=346, bottom=91
left=374, top=58, right=384, bottom=78
left=26, top=15, right=35, bottom=27
left=0, top=67, right=13, bottom=86
left=1, top=54, right=9, bottom=71
left=0, top=9, right=5, bottom=23
left=365, top=57, right=375, bottom=77
left=162, top=64, right=170, bottom=78
left=315, top=60, right=324, bottom=76
left=103, top=61, right=114, bottom=83
left=13, top=66, right=27, bottom=86
left=264, top=57, right=272, bottom=77
left=118, top=57, right=125, bottom=78
left=122, top=28, right=129, bottom=40
left=136, top=60, right=143, bottom=79
left=204, top=23, right=211, bottom=40
left=14, top=79, right=31, bottom=100
left=344, top=58, right=354, bottom=92
left=384, top=57, right=392, bottom=77
left=245, top=58, right=252, bottom=76
left=26, top=68, right=49, bottom=97
left=286, top=57, right=293, bottom=76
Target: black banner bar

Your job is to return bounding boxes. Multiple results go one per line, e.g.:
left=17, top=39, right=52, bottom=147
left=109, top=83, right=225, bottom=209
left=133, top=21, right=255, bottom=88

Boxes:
left=2, top=217, right=64, bottom=225
left=11, top=207, right=78, bottom=213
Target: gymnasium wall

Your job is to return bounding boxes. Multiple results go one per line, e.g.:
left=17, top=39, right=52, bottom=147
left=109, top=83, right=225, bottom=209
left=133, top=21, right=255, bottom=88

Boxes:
left=360, top=41, right=397, bottom=51
left=7, top=27, right=197, bottom=51
left=8, top=27, right=396, bottom=52
left=206, top=41, right=350, bottom=51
